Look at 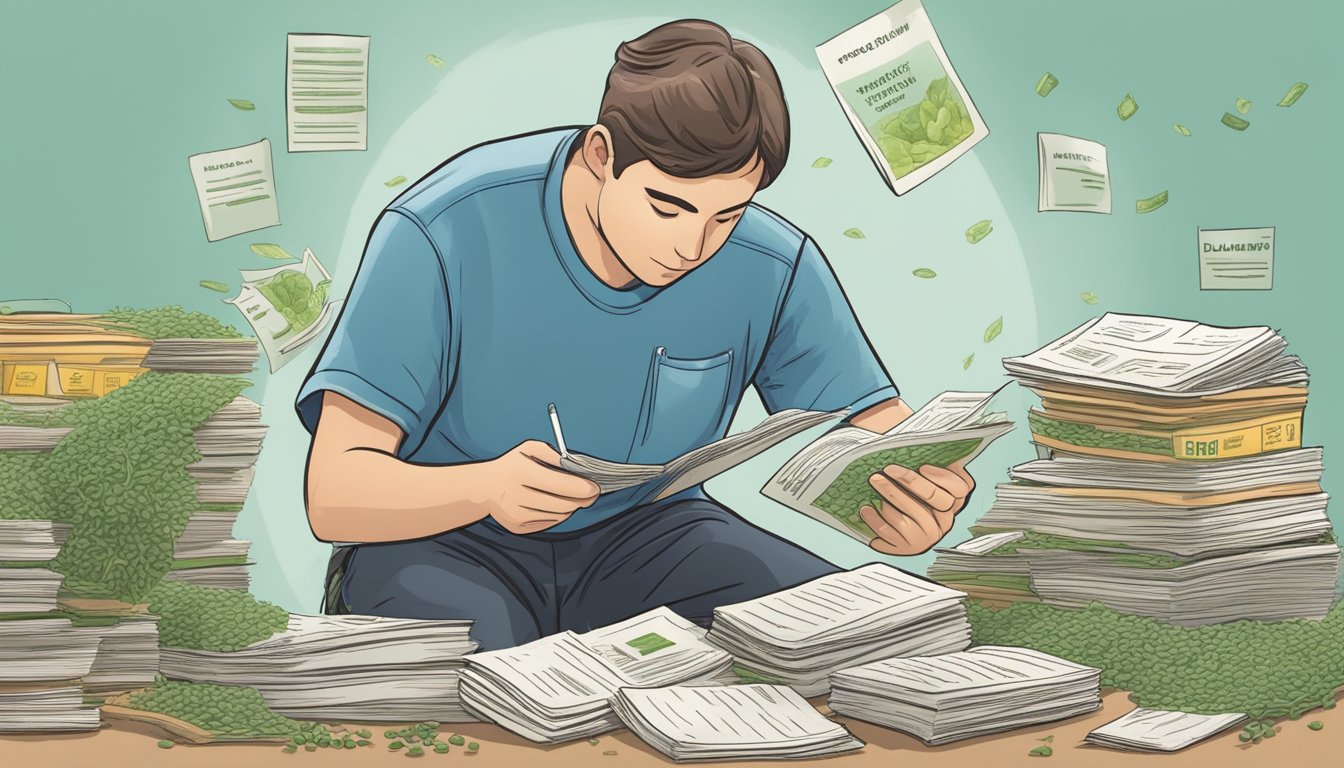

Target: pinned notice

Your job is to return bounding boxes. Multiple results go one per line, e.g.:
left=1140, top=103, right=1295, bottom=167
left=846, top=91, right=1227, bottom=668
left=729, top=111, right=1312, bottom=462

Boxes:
left=1198, top=227, right=1275, bottom=290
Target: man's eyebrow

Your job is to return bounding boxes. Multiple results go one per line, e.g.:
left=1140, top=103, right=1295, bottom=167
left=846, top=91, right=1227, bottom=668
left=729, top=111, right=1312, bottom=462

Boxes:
left=645, top=188, right=751, bottom=216
left=646, top=187, right=698, bottom=214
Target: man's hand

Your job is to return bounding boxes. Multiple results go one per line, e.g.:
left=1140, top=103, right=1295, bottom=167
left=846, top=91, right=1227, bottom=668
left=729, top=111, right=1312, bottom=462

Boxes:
left=477, top=440, right=601, bottom=534
left=859, top=461, right=975, bottom=555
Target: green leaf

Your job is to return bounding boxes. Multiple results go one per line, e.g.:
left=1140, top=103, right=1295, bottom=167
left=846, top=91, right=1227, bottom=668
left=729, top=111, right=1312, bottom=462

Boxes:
left=249, top=243, right=295, bottom=261
left=966, top=219, right=993, bottom=244
left=1173, top=123, right=1191, bottom=136
left=962, top=354, right=974, bottom=370
left=811, top=157, right=832, bottom=168
left=912, top=268, right=937, bottom=279
left=256, top=271, right=322, bottom=332
left=227, top=98, right=255, bottom=111
left=384, top=175, right=408, bottom=187
left=1117, top=93, right=1139, bottom=120
left=925, top=76, right=950, bottom=107
left=1235, top=97, right=1252, bottom=115
left=198, top=280, right=229, bottom=293
left=425, top=53, right=446, bottom=70
left=1080, top=291, right=1099, bottom=304
left=843, top=228, right=865, bottom=239
left=1038, top=735, right=1055, bottom=743
left=984, top=316, right=1004, bottom=343
left=1029, top=745, right=1053, bottom=757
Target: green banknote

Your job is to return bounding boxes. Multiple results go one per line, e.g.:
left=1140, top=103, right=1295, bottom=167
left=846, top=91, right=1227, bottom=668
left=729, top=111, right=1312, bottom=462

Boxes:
left=1221, top=112, right=1250, bottom=131
left=1035, top=72, right=1059, bottom=98
left=1136, top=190, right=1169, bottom=213
left=810, top=439, right=984, bottom=538
left=1117, top=93, right=1139, bottom=120
left=1278, top=82, right=1308, bottom=107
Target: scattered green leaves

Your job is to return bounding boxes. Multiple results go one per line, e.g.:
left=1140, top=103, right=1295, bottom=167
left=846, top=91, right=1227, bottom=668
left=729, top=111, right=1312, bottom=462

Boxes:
left=1278, top=82, right=1308, bottom=107
left=1173, top=123, right=1191, bottom=137
left=843, top=228, right=865, bottom=239
left=1117, top=93, right=1139, bottom=120
left=198, top=280, right=229, bottom=293
left=1029, top=745, right=1053, bottom=757
left=984, top=316, right=1004, bottom=343
left=385, top=175, right=408, bottom=187
left=1080, top=291, right=1099, bottom=305
left=1308, top=721, right=1324, bottom=730
left=912, top=268, right=937, bottom=279
left=1035, top=72, right=1059, bottom=98
left=426, top=54, right=446, bottom=70
left=966, top=219, right=993, bottom=244
left=249, top=243, right=295, bottom=261
left=1235, top=97, right=1252, bottom=115
left=1221, top=112, right=1250, bottom=131
left=227, top=99, right=255, bottom=111
left=811, top=157, right=832, bottom=168
left=962, top=354, right=974, bottom=370
left=1136, top=190, right=1169, bottom=213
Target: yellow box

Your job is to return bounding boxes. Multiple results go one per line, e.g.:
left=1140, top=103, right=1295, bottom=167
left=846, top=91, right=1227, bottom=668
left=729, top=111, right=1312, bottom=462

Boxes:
left=94, top=367, right=145, bottom=396
left=3, top=362, right=49, bottom=396
left=1172, top=412, right=1303, bottom=459
left=57, top=365, right=97, bottom=395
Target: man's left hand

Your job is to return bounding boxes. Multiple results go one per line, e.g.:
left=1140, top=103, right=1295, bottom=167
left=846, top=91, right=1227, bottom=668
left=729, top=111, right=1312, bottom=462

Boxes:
left=859, top=461, right=975, bottom=555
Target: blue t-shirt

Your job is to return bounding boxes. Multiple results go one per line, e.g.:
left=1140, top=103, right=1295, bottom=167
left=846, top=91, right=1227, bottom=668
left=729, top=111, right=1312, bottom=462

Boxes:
left=295, top=126, right=898, bottom=533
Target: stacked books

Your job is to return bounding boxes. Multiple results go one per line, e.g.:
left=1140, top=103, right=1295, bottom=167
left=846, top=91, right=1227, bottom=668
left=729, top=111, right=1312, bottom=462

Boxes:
left=75, top=613, right=161, bottom=696
left=0, top=520, right=68, bottom=613
left=613, top=684, right=864, bottom=761
left=158, top=614, right=477, bottom=722
left=459, top=607, right=733, bottom=743
left=705, top=564, right=971, bottom=696
left=828, top=646, right=1102, bottom=744
left=931, top=314, right=1338, bottom=625
left=140, top=337, right=259, bottom=374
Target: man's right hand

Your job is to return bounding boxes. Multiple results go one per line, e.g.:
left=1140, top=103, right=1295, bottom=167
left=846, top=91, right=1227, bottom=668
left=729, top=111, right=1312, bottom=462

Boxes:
left=475, top=440, right=602, bottom=534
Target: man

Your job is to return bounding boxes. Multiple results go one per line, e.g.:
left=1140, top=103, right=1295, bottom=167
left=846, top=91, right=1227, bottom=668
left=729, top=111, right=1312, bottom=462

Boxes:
left=295, top=19, right=974, bottom=651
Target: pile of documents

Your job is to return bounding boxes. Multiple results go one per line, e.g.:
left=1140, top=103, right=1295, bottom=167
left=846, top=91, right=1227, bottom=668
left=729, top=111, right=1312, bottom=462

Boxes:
left=459, top=607, right=733, bottom=743
left=75, top=614, right=161, bottom=695
left=926, top=531, right=1036, bottom=609
left=1084, top=708, right=1248, bottom=752
left=168, top=396, right=267, bottom=591
left=932, top=314, right=1338, bottom=625
left=705, top=564, right=971, bottom=696
left=159, top=614, right=477, bottom=722
left=613, top=684, right=864, bottom=761
left=829, top=646, right=1101, bottom=744
left=140, top=337, right=259, bottom=374
left=0, top=520, right=68, bottom=613
left=0, top=617, right=103, bottom=732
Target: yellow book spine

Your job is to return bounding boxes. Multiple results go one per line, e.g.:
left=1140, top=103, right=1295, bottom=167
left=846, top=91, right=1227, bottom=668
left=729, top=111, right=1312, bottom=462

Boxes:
left=3, top=362, right=49, bottom=396
left=1172, top=413, right=1303, bottom=459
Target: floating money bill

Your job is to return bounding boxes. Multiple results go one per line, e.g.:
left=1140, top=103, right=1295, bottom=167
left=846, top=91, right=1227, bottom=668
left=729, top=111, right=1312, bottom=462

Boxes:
left=384, top=175, right=407, bottom=187
left=1235, top=98, right=1252, bottom=115
left=226, top=248, right=341, bottom=373
left=1221, top=112, right=1250, bottom=131
left=1117, top=93, right=1139, bottom=120
left=426, top=54, right=446, bottom=70
left=812, top=157, right=833, bottom=168
left=1278, top=82, right=1308, bottom=107
left=1080, top=291, right=1099, bottom=305
left=199, top=280, right=229, bottom=293
left=843, top=228, right=865, bottom=239
left=963, top=354, right=974, bottom=370
left=966, top=219, right=993, bottom=243
left=227, top=99, right=255, bottom=111
left=1136, top=190, right=1169, bottom=213
left=1174, top=123, right=1191, bottom=136
left=912, top=268, right=937, bottom=279
left=1035, top=72, right=1059, bottom=98
left=249, top=243, right=295, bottom=261
left=984, top=316, right=1003, bottom=343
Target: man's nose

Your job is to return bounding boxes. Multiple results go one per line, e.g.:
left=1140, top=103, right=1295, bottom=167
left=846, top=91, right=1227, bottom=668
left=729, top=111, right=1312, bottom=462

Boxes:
left=676, top=225, right=708, bottom=263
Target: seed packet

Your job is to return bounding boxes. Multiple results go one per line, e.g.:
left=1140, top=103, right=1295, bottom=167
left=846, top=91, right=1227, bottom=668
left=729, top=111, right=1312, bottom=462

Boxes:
left=816, top=0, right=989, bottom=195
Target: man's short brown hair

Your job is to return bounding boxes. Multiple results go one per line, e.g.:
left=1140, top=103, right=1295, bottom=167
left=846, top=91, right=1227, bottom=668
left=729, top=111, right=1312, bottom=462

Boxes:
left=597, top=20, right=789, bottom=189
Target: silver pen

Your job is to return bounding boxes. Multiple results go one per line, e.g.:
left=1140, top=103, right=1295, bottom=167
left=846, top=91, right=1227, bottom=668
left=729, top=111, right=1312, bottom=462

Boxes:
left=547, top=403, right=569, bottom=456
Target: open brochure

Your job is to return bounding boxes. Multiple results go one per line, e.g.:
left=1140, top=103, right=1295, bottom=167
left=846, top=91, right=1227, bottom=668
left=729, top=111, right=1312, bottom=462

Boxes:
left=559, top=407, right=846, bottom=503
left=762, top=387, right=1015, bottom=543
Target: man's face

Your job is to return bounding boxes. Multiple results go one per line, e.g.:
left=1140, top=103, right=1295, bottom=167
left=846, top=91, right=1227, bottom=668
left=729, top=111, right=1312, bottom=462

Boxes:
left=594, top=153, right=765, bottom=287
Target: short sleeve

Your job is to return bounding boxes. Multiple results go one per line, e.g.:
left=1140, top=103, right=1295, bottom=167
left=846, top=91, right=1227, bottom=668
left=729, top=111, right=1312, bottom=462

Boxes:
left=294, top=209, right=452, bottom=453
left=753, top=237, right=898, bottom=416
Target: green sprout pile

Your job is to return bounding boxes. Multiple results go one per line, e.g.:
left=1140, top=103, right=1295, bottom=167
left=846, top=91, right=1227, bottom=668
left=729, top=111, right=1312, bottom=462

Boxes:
left=1028, top=411, right=1171, bottom=457
left=875, top=76, right=975, bottom=179
left=126, top=678, right=349, bottom=744
left=0, top=371, right=248, bottom=602
left=968, top=600, right=1344, bottom=733
left=147, top=581, right=289, bottom=652
left=384, top=722, right=480, bottom=757
left=811, top=438, right=981, bottom=536
left=95, top=306, right=244, bottom=339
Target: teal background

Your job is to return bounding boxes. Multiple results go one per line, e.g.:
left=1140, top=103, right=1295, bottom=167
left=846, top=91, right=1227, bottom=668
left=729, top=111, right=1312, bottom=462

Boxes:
left=2, top=0, right=1340, bottom=613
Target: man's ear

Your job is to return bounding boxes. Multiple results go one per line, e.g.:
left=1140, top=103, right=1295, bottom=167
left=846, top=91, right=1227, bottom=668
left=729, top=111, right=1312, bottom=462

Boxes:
left=581, top=125, right=613, bottom=181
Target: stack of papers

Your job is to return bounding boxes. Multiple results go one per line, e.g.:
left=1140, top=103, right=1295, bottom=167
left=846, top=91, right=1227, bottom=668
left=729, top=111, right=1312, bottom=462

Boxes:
left=159, top=614, right=477, bottom=722
left=829, top=646, right=1101, bottom=744
left=140, top=337, right=259, bottom=374
left=459, top=607, right=732, bottom=743
left=706, top=564, right=971, bottom=696
left=613, top=684, right=864, bottom=762
left=0, top=617, right=102, bottom=732
left=75, top=614, right=160, bottom=695
left=927, top=532, right=1036, bottom=607
left=0, top=424, right=72, bottom=452
left=1085, top=708, right=1248, bottom=752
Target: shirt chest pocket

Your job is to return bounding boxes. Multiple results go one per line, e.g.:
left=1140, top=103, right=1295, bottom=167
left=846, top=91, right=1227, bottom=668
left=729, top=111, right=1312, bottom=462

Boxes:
left=628, top=346, right=734, bottom=464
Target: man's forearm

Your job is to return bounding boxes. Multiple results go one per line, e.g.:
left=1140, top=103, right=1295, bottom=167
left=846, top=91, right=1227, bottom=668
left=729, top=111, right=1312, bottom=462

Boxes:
left=847, top=396, right=914, bottom=433
left=306, top=446, right=488, bottom=543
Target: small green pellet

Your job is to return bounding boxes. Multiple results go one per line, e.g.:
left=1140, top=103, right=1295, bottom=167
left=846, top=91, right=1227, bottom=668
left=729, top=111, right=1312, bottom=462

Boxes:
left=305, top=745, right=317, bottom=752
left=423, top=721, right=440, bottom=729
left=603, top=750, right=618, bottom=756
left=467, top=742, right=480, bottom=752
left=588, top=738, right=600, bottom=746
left=1029, top=745, right=1053, bottom=757
left=389, top=740, right=405, bottom=750
left=358, top=740, right=370, bottom=746
left=407, top=745, right=424, bottom=757
left=318, top=737, right=330, bottom=747
left=1308, top=721, right=1324, bottom=730
left=282, top=744, right=297, bottom=753
left=435, top=743, right=451, bottom=754
left=157, top=740, right=175, bottom=749
left=357, top=729, right=372, bottom=738
left=292, top=734, right=306, bottom=745
left=385, top=730, right=399, bottom=739
left=1239, top=730, right=1252, bottom=742
left=448, top=734, right=465, bottom=746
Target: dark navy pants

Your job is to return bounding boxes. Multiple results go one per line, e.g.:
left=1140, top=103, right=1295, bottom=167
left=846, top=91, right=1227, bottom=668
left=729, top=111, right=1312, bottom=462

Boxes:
left=324, top=495, right=840, bottom=651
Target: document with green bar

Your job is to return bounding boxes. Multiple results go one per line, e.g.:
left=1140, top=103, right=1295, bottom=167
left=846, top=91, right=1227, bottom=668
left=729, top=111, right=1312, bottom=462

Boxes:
left=286, top=33, right=371, bottom=152
left=187, top=138, right=280, bottom=241
left=1038, top=132, right=1111, bottom=214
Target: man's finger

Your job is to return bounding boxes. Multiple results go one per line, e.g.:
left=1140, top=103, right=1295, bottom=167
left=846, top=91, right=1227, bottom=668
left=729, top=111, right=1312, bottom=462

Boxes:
left=918, top=464, right=973, bottom=498
left=869, top=473, right=941, bottom=521
left=877, top=498, right=943, bottom=544
left=517, top=439, right=562, bottom=466
left=860, top=505, right=911, bottom=551
left=520, top=464, right=602, bottom=501
left=880, top=465, right=956, bottom=512
left=516, top=488, right=583, bottom=515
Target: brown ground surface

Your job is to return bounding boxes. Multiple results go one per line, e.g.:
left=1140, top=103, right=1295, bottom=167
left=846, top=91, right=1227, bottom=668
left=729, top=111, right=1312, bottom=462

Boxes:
left=2, top=690, right=1341, bottom=768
